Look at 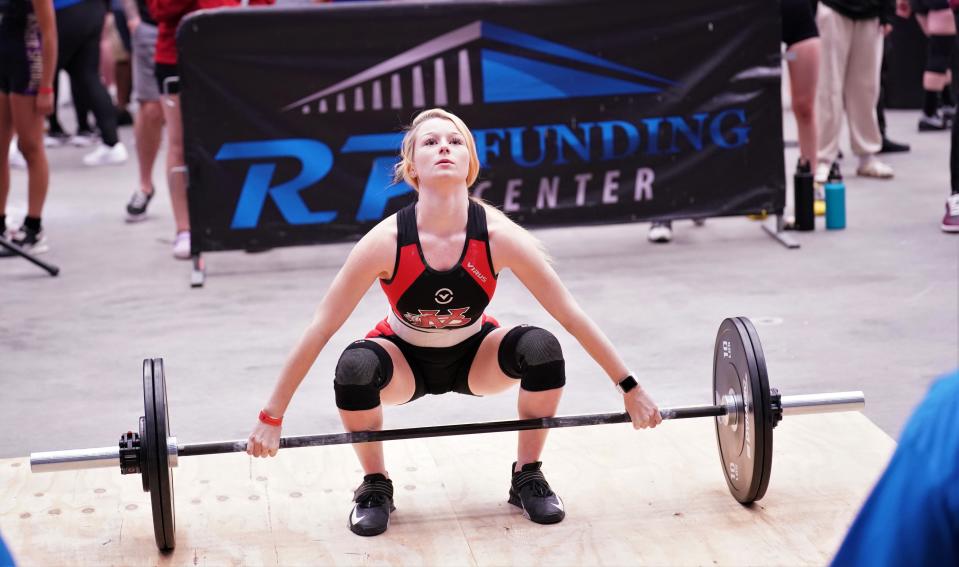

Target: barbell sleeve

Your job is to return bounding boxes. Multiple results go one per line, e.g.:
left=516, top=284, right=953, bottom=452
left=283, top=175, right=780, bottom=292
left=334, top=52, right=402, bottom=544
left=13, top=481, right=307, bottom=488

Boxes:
left=31, top=446, right=120, bottom=473
left=780, top=391, right=864, bottom=415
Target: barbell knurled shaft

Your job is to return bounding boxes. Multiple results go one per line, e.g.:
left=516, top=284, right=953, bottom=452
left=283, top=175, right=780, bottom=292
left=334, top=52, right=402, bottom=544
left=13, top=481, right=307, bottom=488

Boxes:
left=182, top=404, right=725, bottom=456
left=660, top=404, right=727, bottom=420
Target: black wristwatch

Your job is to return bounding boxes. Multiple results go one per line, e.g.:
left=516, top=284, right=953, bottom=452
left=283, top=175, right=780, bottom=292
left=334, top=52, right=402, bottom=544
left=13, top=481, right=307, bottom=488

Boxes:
left=616, top=375, right=638, bottom=394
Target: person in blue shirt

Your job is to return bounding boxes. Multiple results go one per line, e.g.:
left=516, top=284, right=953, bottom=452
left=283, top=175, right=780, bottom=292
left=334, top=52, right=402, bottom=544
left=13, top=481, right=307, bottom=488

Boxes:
left=832, top=369, right=959, bottom=566
left=0, top=532, right=14, bottom=567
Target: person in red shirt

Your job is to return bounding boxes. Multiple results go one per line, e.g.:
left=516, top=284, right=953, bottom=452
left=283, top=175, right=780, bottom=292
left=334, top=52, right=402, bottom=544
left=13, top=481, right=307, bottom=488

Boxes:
left=146, top=0, right=272, bottom=258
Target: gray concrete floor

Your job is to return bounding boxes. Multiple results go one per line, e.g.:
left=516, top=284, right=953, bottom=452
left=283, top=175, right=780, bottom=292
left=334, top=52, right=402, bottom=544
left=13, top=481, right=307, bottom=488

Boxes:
left=1, top=108, right=956, bottom=460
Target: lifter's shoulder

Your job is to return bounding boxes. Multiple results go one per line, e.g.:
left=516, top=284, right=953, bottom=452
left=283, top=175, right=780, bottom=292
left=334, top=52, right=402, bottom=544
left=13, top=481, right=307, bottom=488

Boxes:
left=353, top=213, right=399, bottom=280
left=480, top=204, right=532, bottom=273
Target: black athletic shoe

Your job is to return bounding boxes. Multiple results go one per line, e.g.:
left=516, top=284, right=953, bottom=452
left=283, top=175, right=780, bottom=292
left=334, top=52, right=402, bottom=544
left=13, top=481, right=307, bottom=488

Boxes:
left=348, top=473, right=395, bottom=536
left=126, top=188, right=154, bottom=222
left=508, top=461, right=565, bottom=525
left=116, top=108, right=134, bottom=126
left=879, top=137, right=910, bottom=154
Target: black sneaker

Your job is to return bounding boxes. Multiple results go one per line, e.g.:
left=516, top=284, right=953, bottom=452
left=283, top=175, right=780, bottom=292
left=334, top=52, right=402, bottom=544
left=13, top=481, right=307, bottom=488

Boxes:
left=126, top=188, right=154, bottom=222
left=348, top=473, right=395, bottom=536
left=508, top=461, right=565, bottom=524
left=0, top=225, right=47, bottom=257
left=879, top=137, right=910, bottom=154
left=116, top=108, right=134, bottom=126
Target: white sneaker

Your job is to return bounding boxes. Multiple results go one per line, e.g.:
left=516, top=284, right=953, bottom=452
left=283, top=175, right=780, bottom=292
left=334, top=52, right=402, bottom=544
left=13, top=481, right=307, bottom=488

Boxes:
left=44, top=133, right=68, bottom=148
left=8, top=140, right=26, bottom=169
left=0, top=225, right=48, bottom=256
left=69, top=131, right=98, bottom=147
left=814, top=162, right=831, bottom=186
left=856, top=156, right=894, bottom=179
left=942, top=194, right=959, bottom=233
left=172, top=231, right=191, bottom=259
left=83, top=142, right=128, bottom=166
left=647, top=221, right=673, bottom=243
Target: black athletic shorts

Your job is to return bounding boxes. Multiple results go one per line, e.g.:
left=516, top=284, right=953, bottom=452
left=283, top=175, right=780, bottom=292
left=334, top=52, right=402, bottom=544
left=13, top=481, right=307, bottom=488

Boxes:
left=782, top=0, right=819, bottom=47
left=367, top=319, right=501, bottom=402
left=154, top=62, right=179, bottom=95
left=0, top=16, right=42, bottom=95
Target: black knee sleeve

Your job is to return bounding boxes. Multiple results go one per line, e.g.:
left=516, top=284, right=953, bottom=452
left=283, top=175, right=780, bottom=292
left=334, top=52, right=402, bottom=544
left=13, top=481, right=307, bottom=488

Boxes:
left=926, top=35, right=955, bottom=74
left=497, top=326, right=566, bottom=392
left=333, top=340, right=393, bottom=411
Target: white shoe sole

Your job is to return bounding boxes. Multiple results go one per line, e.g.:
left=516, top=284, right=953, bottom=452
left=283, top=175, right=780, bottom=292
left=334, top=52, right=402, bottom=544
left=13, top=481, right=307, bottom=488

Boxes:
left=2, top=243, right=48, bottom=256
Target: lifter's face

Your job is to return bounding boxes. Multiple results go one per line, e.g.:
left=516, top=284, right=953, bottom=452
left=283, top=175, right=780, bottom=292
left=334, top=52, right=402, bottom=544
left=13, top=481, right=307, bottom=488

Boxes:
left=412, top=118, right=470, bottom=188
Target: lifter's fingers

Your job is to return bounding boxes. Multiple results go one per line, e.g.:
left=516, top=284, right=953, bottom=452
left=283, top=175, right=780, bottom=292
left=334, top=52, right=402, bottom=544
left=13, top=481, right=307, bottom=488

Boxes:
left=652, top=408, right=663, bottom=426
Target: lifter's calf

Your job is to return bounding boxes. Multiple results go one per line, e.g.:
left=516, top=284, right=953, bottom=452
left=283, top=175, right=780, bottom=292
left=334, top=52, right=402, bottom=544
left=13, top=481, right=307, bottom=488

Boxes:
left=334, top=340, right=396, bottom=536
left=498, top=326, right=567, bottom=524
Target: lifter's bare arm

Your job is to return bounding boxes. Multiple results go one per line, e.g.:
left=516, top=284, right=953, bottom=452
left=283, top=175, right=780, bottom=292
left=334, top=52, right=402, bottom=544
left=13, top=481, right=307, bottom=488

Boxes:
left=247, top=219, right=396, bottom=456
left=487, top=210, right=661, bottom=429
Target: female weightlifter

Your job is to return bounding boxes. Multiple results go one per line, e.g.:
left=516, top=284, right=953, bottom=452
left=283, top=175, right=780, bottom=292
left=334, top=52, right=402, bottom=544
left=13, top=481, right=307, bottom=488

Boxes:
left=246, top=108, right=662, bottom=536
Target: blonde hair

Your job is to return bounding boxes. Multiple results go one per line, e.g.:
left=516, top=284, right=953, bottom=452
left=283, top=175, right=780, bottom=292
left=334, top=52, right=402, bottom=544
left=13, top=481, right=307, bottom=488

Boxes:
left=392, top=108, right=481, bottom=190
left=392, top=109, right=552, bottom=265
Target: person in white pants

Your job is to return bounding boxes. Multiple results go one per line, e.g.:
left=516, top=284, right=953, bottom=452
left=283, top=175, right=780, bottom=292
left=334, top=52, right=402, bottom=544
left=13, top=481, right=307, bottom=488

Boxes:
left=814, top=0, right=896, bottom=185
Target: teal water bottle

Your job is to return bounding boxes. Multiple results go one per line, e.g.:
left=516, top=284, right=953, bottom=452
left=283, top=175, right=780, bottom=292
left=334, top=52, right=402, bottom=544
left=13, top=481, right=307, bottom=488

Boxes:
left=824, top=162, right=846, bottom=230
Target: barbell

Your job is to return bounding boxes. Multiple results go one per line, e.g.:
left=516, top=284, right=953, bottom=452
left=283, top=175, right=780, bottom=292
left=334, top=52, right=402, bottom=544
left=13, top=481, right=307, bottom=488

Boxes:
left=29, top=317, right=865, bottom=552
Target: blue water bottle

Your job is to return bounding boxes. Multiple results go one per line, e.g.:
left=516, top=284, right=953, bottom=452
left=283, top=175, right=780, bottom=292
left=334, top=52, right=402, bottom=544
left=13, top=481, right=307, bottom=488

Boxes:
left=824, top=162, right=846, bottom=230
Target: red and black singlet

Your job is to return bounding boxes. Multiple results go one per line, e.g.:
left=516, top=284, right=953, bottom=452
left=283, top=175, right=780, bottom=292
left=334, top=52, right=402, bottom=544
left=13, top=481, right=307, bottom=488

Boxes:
left=369, top=200, right=498, bottom=347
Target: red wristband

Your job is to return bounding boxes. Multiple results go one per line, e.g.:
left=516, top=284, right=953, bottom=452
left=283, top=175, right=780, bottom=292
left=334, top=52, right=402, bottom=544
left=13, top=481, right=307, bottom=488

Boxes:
left=38, top=86, right=53, bottom=95
left=258, top=409, right=283, bottom=427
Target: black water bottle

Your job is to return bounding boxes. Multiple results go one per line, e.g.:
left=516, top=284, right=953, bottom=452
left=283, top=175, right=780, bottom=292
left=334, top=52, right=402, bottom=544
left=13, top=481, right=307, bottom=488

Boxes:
left=794, top=158, right=815, bottom=231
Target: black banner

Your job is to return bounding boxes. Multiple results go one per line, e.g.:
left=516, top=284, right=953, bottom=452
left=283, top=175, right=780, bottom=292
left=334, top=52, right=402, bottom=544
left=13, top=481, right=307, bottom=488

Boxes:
left=178, top=0, right=784, bottom=252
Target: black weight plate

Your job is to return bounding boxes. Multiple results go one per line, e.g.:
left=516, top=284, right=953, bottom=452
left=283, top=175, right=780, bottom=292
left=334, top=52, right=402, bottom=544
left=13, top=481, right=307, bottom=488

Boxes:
left=143, top=359, right=176, bottom=551
left=152, top=358, right=176, bottom=551
left=713, top=317, right=772, bottom=504
left=736, top=317, right=773, bottom=503
left=142, top=360, right=162, bottom=548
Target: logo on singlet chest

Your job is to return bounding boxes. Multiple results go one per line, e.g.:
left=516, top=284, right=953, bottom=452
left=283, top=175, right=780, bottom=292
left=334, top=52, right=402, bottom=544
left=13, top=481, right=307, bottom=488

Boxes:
left=403, top=307, right=472, bottom=329
left=434, top=288, right=453, bottom=304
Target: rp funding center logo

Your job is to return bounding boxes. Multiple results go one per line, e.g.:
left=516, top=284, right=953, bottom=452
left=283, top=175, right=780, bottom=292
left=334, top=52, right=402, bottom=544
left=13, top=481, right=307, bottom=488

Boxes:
left=282, top=20, right=676, bottom=114
left=216, top=21, right=751, bottom=230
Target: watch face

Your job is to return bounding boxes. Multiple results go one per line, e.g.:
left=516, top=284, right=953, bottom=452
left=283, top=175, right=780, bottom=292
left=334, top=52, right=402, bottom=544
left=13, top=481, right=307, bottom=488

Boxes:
left=618, top=377, right=637, bottom=393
